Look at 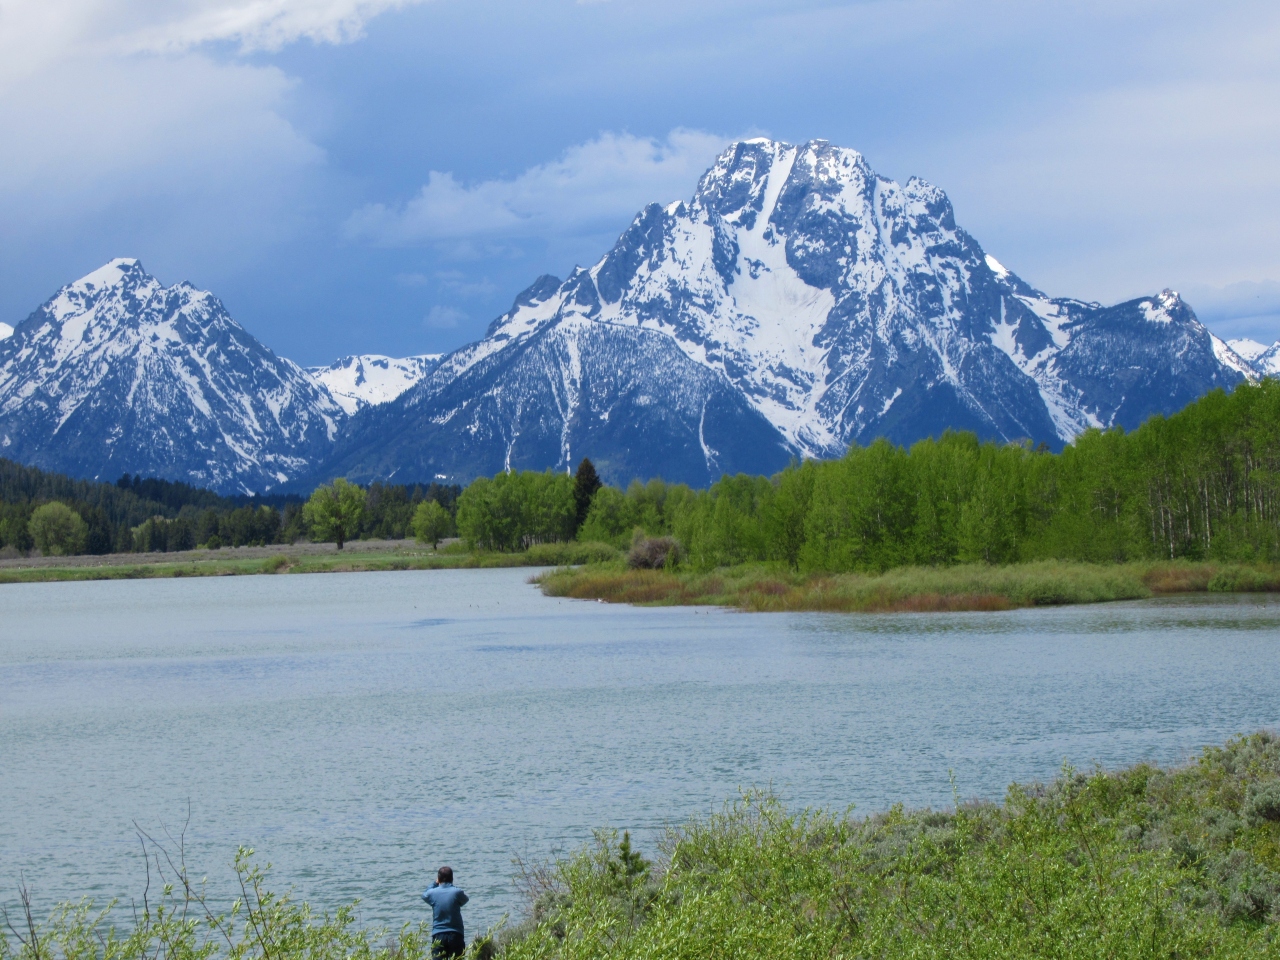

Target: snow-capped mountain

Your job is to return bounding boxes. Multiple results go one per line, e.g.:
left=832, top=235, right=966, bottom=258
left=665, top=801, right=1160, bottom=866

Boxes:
left=0, top=140, right=1259, bottom=494
left=308, top=354, right=440, bottom=415
left=0, top=259, right=345, bottom=493
left=0, top=323, right=13, bottom=341
left=318, top=138, right=1251, bottom=487
left=1228, top=338, right=1280, bottom=377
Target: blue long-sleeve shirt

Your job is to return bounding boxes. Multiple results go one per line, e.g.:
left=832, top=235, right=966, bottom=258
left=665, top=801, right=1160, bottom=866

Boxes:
left=422, top=882, right=468, bottom=937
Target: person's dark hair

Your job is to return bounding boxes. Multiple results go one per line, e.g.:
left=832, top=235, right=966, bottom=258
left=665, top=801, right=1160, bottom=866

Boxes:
left=437, top=866, right=453, bottom=884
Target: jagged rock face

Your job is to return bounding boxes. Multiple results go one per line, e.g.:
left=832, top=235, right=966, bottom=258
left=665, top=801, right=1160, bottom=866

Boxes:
left=326, top=138, right=1250, bottom=487
left=0, top=259, right=344, bottom=493
left=307, top=354, right=441, bottom=415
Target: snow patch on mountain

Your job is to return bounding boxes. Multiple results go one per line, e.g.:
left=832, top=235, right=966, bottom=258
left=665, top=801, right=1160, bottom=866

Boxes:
left=308, top=354, right=440, bottom=414
left=1228, top=337, right=1280, bottom=376
left=334, top=137, right=1252, bottom=488
left=0, top=323, right=12, bottom=341
left=1211, top=335, right=1257, bottom=379
left=1229, top=338, right=1270, bottom=362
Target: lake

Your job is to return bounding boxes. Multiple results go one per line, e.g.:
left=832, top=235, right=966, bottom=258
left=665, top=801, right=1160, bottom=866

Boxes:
left=2, top=569, right=1278, bottom=933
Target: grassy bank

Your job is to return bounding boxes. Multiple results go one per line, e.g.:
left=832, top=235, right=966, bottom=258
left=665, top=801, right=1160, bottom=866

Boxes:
left=0, top=541, right=619, bottom=585
left=5, top=734, right=1278, bottom=960
left=537, top=559, right=1280, bottom=612
left=494, top=733, right=1280, bottom=958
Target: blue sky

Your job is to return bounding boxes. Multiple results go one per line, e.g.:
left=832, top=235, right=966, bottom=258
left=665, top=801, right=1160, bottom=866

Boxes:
left=1, top=0, right=1278, bottom=364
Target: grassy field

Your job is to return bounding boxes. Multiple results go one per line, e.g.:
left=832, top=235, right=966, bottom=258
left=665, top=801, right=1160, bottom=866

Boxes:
left=0, top=540, right=619, bottom=585
left=537, top=559, right=1280, bottom=612
left=5, top=734, right=1278, bottom=960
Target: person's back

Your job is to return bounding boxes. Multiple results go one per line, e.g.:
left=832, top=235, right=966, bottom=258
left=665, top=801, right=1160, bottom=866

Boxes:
left=422, top=866, right=468, bottom=959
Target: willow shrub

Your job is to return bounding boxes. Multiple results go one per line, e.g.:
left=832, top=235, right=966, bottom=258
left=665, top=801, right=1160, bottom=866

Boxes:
left=503, top=735, right=1280, bottom=960
left=0, top=847, right=435, bottom=960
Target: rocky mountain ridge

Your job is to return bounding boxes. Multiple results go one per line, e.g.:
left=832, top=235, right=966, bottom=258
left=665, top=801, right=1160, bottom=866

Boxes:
left=0, top=140, right=1264, bottom=492
left=318, top=139, right=1254, bottom=486
left=0, top=259, right=345, bottom=493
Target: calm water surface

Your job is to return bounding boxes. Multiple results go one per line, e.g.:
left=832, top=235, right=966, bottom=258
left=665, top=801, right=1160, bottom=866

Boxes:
left=2, top=569, right=1278, bottom=932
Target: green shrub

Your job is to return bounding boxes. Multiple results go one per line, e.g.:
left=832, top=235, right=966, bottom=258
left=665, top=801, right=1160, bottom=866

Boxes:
left=262, top=554, right=291, bottom=573
left=27, top=501, right=88, bottom=556
left=500, top=735, right=1280, bottom=959
left=525, top=541, right=619, bottom=565
left=412, top=499, right=455, bottom=547
left=1208, top=566, right=1280, bottom=592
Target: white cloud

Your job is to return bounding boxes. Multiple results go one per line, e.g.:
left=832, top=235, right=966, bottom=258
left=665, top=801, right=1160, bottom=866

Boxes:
left=424, top=305, right=466, bottom=330
left=922, top=7, right=1280, bottom=307
left=121, top=0, right=429, bottom=54
left=0, top=0, right=429, bottom=84
left=0, top=0, right=395, bottom=296
left=344, top=129, right=731, bottom=245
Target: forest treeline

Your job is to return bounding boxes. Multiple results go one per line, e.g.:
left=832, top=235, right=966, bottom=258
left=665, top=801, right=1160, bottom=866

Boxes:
left=0, top=460, right=459, bottom=556
left=4, top=381, right=1278, bottom=565
left=460, top=380, right=1280, bottom=569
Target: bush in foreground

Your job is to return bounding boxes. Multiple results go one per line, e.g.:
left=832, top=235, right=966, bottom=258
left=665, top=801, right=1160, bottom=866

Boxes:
left=501, top=734, right=1280, bottom=959
left=5, top=735, right=1278, bottom=960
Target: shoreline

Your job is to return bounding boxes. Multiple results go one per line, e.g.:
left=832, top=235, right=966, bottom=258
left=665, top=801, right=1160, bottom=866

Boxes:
left=7, top=733, right=1278, bottom=957
left=6, top=547, right=1280, bottom=613
left=0, top=540, right=617, bottom=584
left=536, top=559, right=1280, bottom=612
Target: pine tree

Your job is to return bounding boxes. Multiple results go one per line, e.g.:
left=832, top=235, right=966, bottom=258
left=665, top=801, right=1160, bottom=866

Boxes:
left=573, top=458, right=603, bottom=536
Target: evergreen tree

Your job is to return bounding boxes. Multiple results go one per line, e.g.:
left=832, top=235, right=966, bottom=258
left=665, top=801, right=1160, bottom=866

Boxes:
left=573, top=457, right=603, bottom=536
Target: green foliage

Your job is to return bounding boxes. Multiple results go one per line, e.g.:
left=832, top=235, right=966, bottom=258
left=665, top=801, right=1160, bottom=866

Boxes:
left=569, top=382, right=1280, bottom=574
left=456, top=471, right=575, bottom=551
left=571, top=459, right=602, bottom=536
left=0, top=845, right=438, bottom=960
left=303, top=479, right=366, bottom=550
left=27, top=502, right=88, bottom=556
left=412, top=500, right=454, bottom=548
left=523, top=541, right=620, bottom=565
left=4, top=381, right=1279, bottom=566
left=6, top=737, right=1279, bottom=960
left=500, top=734, right=1280, bottom=959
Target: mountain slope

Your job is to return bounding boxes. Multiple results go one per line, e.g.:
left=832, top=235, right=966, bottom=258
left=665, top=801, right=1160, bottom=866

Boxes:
left=307, top=354, right=441, bottom=414
left=1229, top=337, right=1280, bottom=377
left=322, top=139, right=1250, bottom=487
left=0, top=259, right=344, bottom=493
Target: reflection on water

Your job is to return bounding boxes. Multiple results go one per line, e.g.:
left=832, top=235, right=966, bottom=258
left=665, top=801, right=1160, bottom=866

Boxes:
left=2, top=571, right=1278, bottom=931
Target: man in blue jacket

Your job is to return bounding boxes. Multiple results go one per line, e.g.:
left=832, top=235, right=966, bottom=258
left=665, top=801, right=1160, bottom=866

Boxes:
left=422, top=866, right=469, bottom=959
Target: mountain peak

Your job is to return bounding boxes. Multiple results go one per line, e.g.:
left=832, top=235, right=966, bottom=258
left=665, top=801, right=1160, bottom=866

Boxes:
left=0, top=259, right=343, bottom=493
left=72, top=258, right=146, bottom=292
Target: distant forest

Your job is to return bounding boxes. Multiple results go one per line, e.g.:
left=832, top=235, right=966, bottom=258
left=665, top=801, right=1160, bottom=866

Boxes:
left=0, top=462, right=459, bottom=555
left=454, top=380, right=1280, bottom=568
left=4, top=380, right=1278, bottom=565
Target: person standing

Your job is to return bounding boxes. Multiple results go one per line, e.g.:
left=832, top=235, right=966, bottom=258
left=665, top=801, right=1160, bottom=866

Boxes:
left=422, top=866, right=469, bottom=959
